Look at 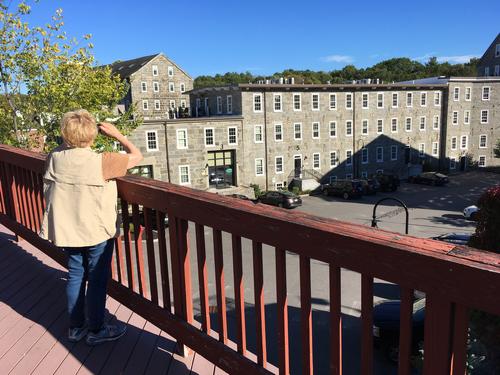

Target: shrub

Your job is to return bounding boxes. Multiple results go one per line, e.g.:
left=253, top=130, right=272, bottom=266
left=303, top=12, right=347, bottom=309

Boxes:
left=250, top=183, right=263, bottom=198
left=469, top=185, right=500, bottom=254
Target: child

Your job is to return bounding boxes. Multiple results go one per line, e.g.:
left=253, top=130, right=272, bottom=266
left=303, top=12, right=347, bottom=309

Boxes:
left=40, top=109, right=143, bottom=345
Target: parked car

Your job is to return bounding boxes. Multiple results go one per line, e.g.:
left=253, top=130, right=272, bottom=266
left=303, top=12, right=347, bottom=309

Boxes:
left=257, top=190, right=302, bottom=209
left=408, top=172, right=449, bottom=186
left=463, top=205, right=479, bottom=220
left=373, top=298, right=426, bottom=362
left=229, top=194, right=251, bottom=200
left=432, top=232, right=471, bottom=245
left=138, top=208, right=169, bottom=229
left=372, top=173, right=400, bottom=192
left=360, top=178, right=380, bottom=195
left=322, top=179, right=364, bottom=199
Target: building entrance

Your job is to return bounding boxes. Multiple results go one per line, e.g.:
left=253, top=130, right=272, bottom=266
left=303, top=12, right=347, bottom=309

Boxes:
left=207, top=150, right=236, bottom=188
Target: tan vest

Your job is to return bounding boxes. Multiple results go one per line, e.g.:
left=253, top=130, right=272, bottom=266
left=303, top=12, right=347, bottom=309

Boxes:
left=40, top=146, right=120, bottom=247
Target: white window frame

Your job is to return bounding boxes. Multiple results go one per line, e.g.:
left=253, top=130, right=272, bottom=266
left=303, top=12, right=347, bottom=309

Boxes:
left=253, top=93, right=263, bottom=112
left=294, top=123, right=302, bottom=140
left=376, top=147, right=384, bottom=163
left=145, top=130, right=159, bottom=152
left=482, top=86, right=490, bottom=101
left=169, top=100, right=176, bottom=109
left=390, top=118, right=398, bottom=133
left=481, top=110, right=489, bottom=124
left=179, top=165, right=190, bottom=185
left=451, top=136, right=457, bottom=150
left=419, top=143, right=425, bottom=157
left=204, top=127, right=215, bottom=147
left=392, top=92, right=398, bottom=108
left=452, top=111, right=459, bottom=125
left=391, top=145, right=398, bottom=161
left=152, top=65, right=158, bottom=76
left=154, top=100, right=161, bottom=110
left=479, top=134, right=487, bottom=149
left=419, top=116, right=426, bottom=131
left=311, top=93, right=320, bottom=111
left=433, top=115, right=439, bottom=130
left=275, top=156, right=284, bottom=174
left=420, top=92, right=427, bottom=107
left=254, top=125, right=263, bottom=143
left=255, top=158, right=264, bottom=176
left=406, top=92, right=413, bottom=107
left=274, top=94, right=282, bottom=112
left=346, top=150, right=353, bottom=166
left=376, top=119, right=383, bottom=134
left=312, top=122, right=320, bottom=139
left=141, top=81, right=147, bottom=93
left=142, top=100, right=149, bottom=111
left=216, top=96, right=223, bottom=114
left=465, top=87, right=471, bottom=101
left=345, top=93, right=353, bottom=110
left=405, top=117, right=412, bottom=132
left=312, top=153, right=320, bottom=169
left=345, top=120, right=353, bottom=137
left=362, top=93, right=369, bottom=109
left=226, top=95, right=233, bottom=114
left=485, top=67, right=490, bottom=76
left=228, top=126, right=238, bottom=145
left=362, top=119, right=369, bottom=135
left=153, top=81, right=159, bottom=93
left=169, top=82, right=175, bottom=92
left=329, top=121, right=337, bottom=138
left=293, top=93, right=302, bottom=111
left=180, top=83, right=186, bottom=93
left=330, top=151, right=338, bottom=167
left=450, top=157, right=456, bottom=170
left=361, top=147, right=369, bottom=164
left=478, top=156, right=486, bottom=167
left=176, top=129, right=188, bottom=149
left=464, top=110, right=470, bottom=125
left=168, top=66, right=174, bottom=77
left=274, top=123, right=283, bottom=142
left=434, top=91, right=441, bottom=106
left=460, top=135, right=468, bottom=150
left=453, top=87, right=460, bottom=101
left=432, top=142, right=439, bottom=156
left=329, top=93, right=337, bottom=110
left=377, top=92, right=384, bottom=108
left=180, top=100, right=186, bottom=108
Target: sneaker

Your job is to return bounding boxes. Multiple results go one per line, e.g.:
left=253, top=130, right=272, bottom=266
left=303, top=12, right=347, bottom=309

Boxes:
left=68, top=325, right=88, bottom=342
left=85, top=323, right=126, bottom=346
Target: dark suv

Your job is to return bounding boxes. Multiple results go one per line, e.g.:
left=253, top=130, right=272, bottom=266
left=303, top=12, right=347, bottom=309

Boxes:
left=322, top=179, right=364, bottom=199
left=408, top=172, right=449, bottom=186
left=257, top=190, right=302, bottom=208
left=372, top=173, right=400, bottom=192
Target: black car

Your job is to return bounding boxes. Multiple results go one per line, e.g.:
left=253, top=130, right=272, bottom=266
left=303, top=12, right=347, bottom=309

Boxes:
left=360, top=178, right=380, bottom=195
left=408, top=172, right=449, bottom=186
left=229, top=194, right=251, bottom=200
left=372, top=173, right=400, bottom=192
left=322, top=179, right=364, bottom=199
left=257, top=190, right=302, bottom=209
left=432, top=232, right=471, bottom=245
left=373, top=298, right=425, bottom=362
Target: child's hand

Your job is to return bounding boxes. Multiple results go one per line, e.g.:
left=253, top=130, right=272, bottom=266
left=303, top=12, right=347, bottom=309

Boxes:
left=98, top=122, right=123, bottom=139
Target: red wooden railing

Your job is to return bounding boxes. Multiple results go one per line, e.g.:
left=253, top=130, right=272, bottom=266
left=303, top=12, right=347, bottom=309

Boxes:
left=1, top=144, right=500, bottom=375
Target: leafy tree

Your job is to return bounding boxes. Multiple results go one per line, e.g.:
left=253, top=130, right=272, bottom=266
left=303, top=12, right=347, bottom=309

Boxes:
left=0, top=0, right=139, bottom=151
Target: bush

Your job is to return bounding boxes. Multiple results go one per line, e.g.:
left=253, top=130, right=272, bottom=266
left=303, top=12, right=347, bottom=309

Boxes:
left=469, top=185, right=500, bottom=254
left=250, top=183, right=263, bottom=198
left=292, top=186, right=300, bottom=196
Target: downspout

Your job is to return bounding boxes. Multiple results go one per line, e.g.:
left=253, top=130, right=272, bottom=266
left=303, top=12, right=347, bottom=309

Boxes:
left=352, top=91, right=357, bottom=178
left=439, top=87, right=449, bottom=172
left=163, top=121, right=171, bottom=183
left=263, top=90, right=269, bottom=191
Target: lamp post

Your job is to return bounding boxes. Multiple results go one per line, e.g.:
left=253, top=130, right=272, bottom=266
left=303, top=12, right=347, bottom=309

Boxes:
left=356, top=139, right=365, bottom=179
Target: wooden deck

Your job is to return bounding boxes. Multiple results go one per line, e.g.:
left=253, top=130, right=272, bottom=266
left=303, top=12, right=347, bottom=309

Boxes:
left=0, top=225, right=223, bottom=375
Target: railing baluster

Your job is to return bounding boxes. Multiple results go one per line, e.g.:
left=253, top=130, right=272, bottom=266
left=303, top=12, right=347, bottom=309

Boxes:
left=28, top=171, right=40, bottom=232
left=0, top=162, right=9, bottom=215
left=7, top=164, right=22, bottom=231
left=144, top=207, right=159, bottom=304
left=131, top=203, right=147, bottom=298
left=252, top=240, right=267, bottom=367
left=22, top=168, right=35, bottom=231
left=14, top=166, right=27, bottom=227
left=113, top=236, right=125, bottom=283
left=195, top=223, right=210, bottom=332
left=398, top=287, right=414, bottom=375
left=423, top=295, right=453, bottom=374
left=157, top=210, right=171, bottom=311
left=300, top=255, right=313, bottom=375
left=450, top=304, right=469, bottom=375
left=120, top=199, right=135, bottom=291
left=361, top=275, right=373, bottom=375
left=329, top=265, right=342, bottom=375
left=276, top=248, right=289, bottom=375
left=232, top=234, right=246, bottom=354
left=213, top=228, right=228, bottom=343
left=32, top=172, right=44, bottom=230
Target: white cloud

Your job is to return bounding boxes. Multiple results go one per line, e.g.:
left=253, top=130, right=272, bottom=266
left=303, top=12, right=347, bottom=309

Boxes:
left=436, top=55, right=478, bottom=64
left=321, top=55, right=354, bottom=63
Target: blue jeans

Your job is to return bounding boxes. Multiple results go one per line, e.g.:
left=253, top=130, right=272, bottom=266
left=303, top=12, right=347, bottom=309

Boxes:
left=65, top=239, right=114, bottom=331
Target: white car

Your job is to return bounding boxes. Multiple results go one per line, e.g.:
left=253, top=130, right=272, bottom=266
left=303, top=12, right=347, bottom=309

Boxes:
left=463, top=205, right=479, bottom=220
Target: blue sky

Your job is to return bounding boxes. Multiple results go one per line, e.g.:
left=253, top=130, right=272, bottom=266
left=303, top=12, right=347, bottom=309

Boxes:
left=22, top=0, right=499, bottom=77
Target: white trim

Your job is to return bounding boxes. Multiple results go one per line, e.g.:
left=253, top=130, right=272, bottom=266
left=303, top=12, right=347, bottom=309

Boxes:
left=311, top=93, right=320, bottom=111
left=345, top=149, right=353, bottom=166
left=329, top=93, right=337, bottom=110
left=153, top=81, right=159, bottom=93
left=273, top=93, right=283, bottom=112
left=419, top=143, right=425, bottom=157
left=482, top=86, right=490, bottom=101
left=228, top=126, right=238, bottom=145
left=145, top=130, right=159, bottom=152
left=255, top=158, right=264, bottom=176
left=274, top=123, right=283, bottom=142
left=329, top=121, right=337, bottom=138
left=420, top=92, right=427, bottom=107
left=450, top=157, right=456, bottom=170
left=141, top=81, right=147, bottom=93
left=465, top=87, right=472, bottom=101
left=376, top=119, right=383, bottom=134
left=451, top=136, right=457, bottom=151
left=361, top=147, right=369, bottom=164
left=406, top=92, right=413, bottom=107
left=478, top=156, right=486, bottom=167
left=312, top=122, right=320, bottom=139
left=154, top=100, right=161, bottom=110
left=169, top=100, right=176, bottom=109
left=254, top=125, right=264, bottom=143
left=460, top=135, right=468, bottom=150
left=142, top=100, right=149, bottom=111
left=362, top=93, right=369, bottom=109
left=329, top=151, right=338, bottom=167
left=376, top=146, right=384, bottom=163
left=405, top=117, right=412, bottom=132
left=391, top=92, right=398, bottom=108
left=390, top=145, right=398, bottom=161
left=433, top=115, right=439, bottom=130
left=169, top=82, right=175, bottom=92
left=419, top=116, right=426, bottom=131
left=179, top=165, right=191, bottom=185
left=361, top=119, right=369, bottom=135
left=464, top=110, right=470, bottom=125
left=275, top=156, right=284, bottom=174
left=204, top=127, right=215, bottom=147
left=216, top=96, right=223, bottom=114
left=390, top=118, right=398, bottom=133
left=312, top=152, right=321, bottom=170
left=452, top=111, right=459, bottom=125
left=377, top=92, right=384, bottom=108
left=479, top=134, right=487, bottom=149
left=480, top=110, right=489, bottom=124
left=152, top=65, right=158, bottom=76
left=453, top=87, right=460, bottom=101
left=345, top=120, right=353, bottom=137
left=180, top=82, right=186, bottom=93
left=226, top=95, right=233, bottom=114
left=293, top=93, right=302, bottom=111
left=176, top=128, right=188, bottom=149
left=253, top=93, right=263, bottom=113
left=294, top=122, right=302, bottom=140
left=434, top=91, right=441, bottom=106
left=168, top=66, right=174, bottom=77
left=432, top=142, right=439, bottom=156
left=345, top=93, right=353, bottom=110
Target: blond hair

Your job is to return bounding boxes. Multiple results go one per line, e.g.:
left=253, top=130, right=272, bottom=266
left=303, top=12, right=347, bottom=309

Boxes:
left=61, top=110, right=97, bottom=148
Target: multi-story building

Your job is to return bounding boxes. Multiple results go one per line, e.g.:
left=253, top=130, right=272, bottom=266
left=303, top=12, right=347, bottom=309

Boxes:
left=109, top=53, right=193, bottom=120
left=477, top=33, right=500, bottom=77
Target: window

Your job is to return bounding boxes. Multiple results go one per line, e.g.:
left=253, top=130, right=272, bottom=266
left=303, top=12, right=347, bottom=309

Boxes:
left=453, top=87, right=460, bottom=101
left=391, top=118, right=398, bottom=133
left=255, top=159, right=264, bottom=176
left=434, top=91, right=441, bottom=106
left=420, top=92, right=427, bottom=106
left=346, top=120, right=352, bottom=136
left=214, top=96, right=222, bottom=114
left=204, top=128, right=214, bottom=146
left=496, top=44, right=500, bottom=57
left=329, top=94, right=337, bottom=110
left=253, top=94, right=262, bottom=112
left=274, top=94, right=282, bottom=111
left=376, top=147, right=383, bottom=162
left=406, top=92, right=413, bottom=107
left=405, top=117, right=412, bottom=132
left=391, top=145, right=398, bottom=161
left=176, top=129, right=188, bottom=149
left=460, top=135, right=468, bottom=150
left=377, top=92, right=384, bottom=108
left=274, top=123, right=283, bottom=141
left=294, top=123, right=302, bottom=140
left=450, top=158, right=456, bottom=170
left=141, top=82, right=147, bottom=92
left=311, top=93, right=320, bottom=110
left=169, top=100, right=176, bottom=109
left=465, top=87, right=471, bottom=101
left=168, top=66, right=174, bottom=77
left=180, top=83, right=185, bottom=93
left=419, top=116, right=426, bottom=131
left=346, top=150, right=352, bottom=166
left=485, top=67, right=490, bottom=76
left=361, top=147, right=368, bottom=164
left=452, top=111, right=459, bottom=125
left=433, top=115, right=439, bottom=130
left=361, top=171, right=368, bottom=179
left=152, top=81, right=159, bottom=92
left=432, top=142, right=438, bottom=156
left=362, top=93, right=369, bottom=109
left=495, top=65, right=500, bottom=76
left=276, top=182, right=284, bottom=189
left=142, top=100, right=149, bottom=110
left=227, top=95, right=233, bottom=114
left=362, top=119, right=368, bottom=135
left=377, top=119, right=383, bottom=134
left=228, top=127, right=237, bottom=145
left=346, top=173, right=353, bottom=179
left=313, top=153, right=320, bottom=169
left=154, top=100, right=160, bottom=110
left=179, top=165, right=190, bottom=185
left=330, top=151, right=337, bottom=167
left=152, top=65, right=158, bottom=76
left=254, top=125, right=263, bottom=143
left=180, top=100, right=186, bottom=108
left=451, top=137, right=457, bottom=150
left=146, top=131, right=158, bottom=151
left=293, top=94, right=301, bottom=111
left=275, top=156, right=284, bottom=173
left=464, top=110, right=470, bottom=124
left=481, top=110, right=489, bottom=124
left=312, top=122, right=320, bottom=139
left=169, top=82, right=174, bottom=92
left=196, top=98, right=201, bottom=109
left=345, top=93, right=352, bottom=109
left=419, top=143, right=425, bottom=157
left=479, top=135, right=487, bottom=148
left=392, top=93, right=398, bottom=108
left=478, top=156, right=486, bottom=167
left=482, top=87, right=490, bottom=100
left=329, top=121, right=337, bottom=138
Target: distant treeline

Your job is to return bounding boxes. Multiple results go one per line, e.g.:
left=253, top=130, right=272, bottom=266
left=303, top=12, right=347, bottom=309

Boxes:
left=193, top=57, right=479, bottom=88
